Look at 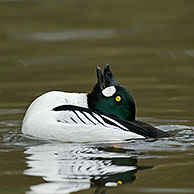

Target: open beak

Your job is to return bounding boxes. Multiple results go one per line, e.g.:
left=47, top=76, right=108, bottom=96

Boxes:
left=104, top=64, right=120, bottom=87
left=96, top=65, right=104, bottom=90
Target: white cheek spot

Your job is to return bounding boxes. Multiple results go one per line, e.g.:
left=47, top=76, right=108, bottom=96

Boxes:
left=102, top=86, right=116, bottom=97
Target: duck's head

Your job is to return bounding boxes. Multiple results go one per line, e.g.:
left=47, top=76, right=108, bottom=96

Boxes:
left=88, top=64, right=136, bottom=121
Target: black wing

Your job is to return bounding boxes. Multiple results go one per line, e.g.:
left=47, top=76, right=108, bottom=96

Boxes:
left=53, top=105, right=170, bottom=138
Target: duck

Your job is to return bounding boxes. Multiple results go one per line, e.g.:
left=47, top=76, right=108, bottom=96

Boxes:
left=21, top=64, right=170, bottom=142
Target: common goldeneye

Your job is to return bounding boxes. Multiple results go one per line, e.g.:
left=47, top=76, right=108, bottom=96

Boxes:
left=21, top=64, right=169, bottom=142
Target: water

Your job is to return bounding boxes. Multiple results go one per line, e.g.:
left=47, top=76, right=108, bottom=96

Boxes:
left=1, top=0, right=194, bottom=193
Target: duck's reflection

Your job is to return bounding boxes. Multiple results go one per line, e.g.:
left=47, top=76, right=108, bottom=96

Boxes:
left=24, top=143, right=151, bottom=194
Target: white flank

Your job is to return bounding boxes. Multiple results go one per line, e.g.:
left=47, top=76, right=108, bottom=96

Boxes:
left=102, top=86, right=116, bottom=97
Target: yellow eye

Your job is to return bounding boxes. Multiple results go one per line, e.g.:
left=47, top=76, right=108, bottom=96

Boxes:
left=115, top=96, right=121, bottom=102
left=117, top=180, right=123, bottom=185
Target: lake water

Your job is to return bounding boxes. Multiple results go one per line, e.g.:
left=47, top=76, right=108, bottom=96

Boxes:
left=0, top=0, right=194, bottom=193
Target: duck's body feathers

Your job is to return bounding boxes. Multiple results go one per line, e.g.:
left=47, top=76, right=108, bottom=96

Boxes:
left=22, top=91, right=144, bottom=142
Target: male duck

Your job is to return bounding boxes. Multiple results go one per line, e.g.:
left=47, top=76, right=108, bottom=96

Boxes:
left=22, top=64, right=169, bottom=142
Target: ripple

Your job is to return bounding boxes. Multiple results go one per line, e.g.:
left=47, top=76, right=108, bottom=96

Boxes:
left=18, top=56, right=89, bottom=66
left=138, top=117, right=188, bottom=123
left=0, top=120, right=21, bottom=127
left=1, top=121, right=194, bottom=193
left=12, top=24, right=165, bottom=42
left=157, top=124, right=194, bottom=131
left=129, top=187, right=194, bottom=193
left=159, top=49, right=194, bottom=58
left=13, top=29, right=116, bottom=41
left=0, top=0, right=22, bottom=2
left=0, top=108, right=25, bottom=115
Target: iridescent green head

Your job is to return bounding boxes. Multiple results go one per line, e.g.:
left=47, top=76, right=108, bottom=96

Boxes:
left=88, top=64, right=136, bottom=121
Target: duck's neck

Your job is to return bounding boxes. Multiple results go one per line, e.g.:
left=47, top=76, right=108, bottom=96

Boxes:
left=87, top=83, right=101, bottom=110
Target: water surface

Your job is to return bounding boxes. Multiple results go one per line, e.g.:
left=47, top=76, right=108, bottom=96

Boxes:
left=0, top=0, right=194, bottom=193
